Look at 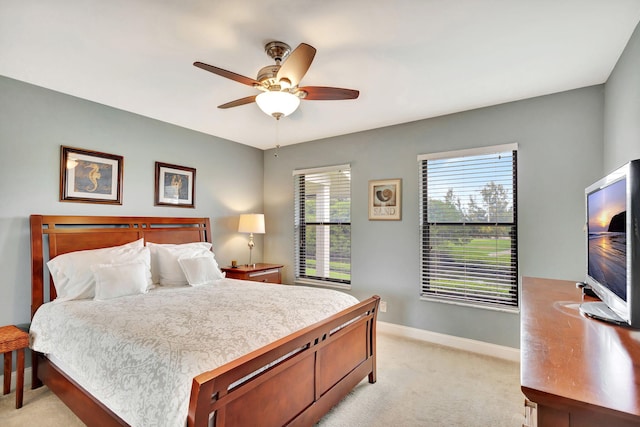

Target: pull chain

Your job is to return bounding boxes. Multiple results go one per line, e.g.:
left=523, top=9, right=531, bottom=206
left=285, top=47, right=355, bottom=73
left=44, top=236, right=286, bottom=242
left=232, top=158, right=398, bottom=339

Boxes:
left=274, top=118, right=281, bottom=158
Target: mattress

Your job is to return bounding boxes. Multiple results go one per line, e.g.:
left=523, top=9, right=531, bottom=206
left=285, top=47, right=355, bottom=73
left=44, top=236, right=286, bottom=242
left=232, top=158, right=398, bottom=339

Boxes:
left=30, top=279, right=359, bottom=427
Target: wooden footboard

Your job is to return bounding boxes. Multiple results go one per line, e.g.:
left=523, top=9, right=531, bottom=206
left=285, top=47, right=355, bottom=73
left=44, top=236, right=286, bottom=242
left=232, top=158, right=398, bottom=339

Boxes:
left=188, top=295, right=379, bottom=427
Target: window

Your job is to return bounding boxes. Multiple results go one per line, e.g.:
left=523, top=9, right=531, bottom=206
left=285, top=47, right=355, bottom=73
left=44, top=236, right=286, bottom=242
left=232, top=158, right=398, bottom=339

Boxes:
left=418, top=144, right=518, bottom=310
left=294, top=164, right=351, bottom=287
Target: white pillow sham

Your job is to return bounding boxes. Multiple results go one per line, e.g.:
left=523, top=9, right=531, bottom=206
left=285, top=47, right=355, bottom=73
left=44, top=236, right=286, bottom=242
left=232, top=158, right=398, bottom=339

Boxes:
left=178, top=254, right=225, bottom=286
left=153, top=242, right=216, bottom=286
left=92, top=262, right=150, bottom=300
left=46, top=239, right=151, bottom=301
left=147, top=242, right=213, bottom=284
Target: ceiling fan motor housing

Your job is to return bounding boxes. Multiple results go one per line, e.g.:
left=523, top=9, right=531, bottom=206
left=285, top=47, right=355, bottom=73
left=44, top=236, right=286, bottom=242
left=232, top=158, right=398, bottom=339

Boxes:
left=264, top=41, right=291, bottom=63
left=257, top=41, right=295, bottom=89
left=256, top=65, right=281, bottom=87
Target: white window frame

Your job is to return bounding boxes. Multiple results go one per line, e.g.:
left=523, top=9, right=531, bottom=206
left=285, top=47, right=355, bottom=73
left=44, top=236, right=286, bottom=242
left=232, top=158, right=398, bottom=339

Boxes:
left=418, top=143, right=519, bottom=312
left=293, top=164, right=351, bottom=290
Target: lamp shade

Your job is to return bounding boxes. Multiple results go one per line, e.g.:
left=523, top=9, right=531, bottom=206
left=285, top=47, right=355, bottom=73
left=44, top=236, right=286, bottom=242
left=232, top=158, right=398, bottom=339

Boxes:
left=255, top=91, right=300, bottom=118
left=238, top=214, right=265, bottom=234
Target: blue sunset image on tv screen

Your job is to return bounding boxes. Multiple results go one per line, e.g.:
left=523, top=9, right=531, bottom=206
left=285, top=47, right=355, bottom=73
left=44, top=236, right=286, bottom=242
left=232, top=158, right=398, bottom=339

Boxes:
left=588, top=178, right=627, bottom=301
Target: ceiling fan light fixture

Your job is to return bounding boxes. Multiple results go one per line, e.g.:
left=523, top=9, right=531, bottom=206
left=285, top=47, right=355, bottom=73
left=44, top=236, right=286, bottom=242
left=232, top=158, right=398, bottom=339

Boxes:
left=256, top=91, right=300, bottom=119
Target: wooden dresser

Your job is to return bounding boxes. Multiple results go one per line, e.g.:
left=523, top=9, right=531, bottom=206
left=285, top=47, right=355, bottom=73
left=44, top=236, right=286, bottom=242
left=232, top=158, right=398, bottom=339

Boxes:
left=520, top=277, right=640, bottom=426
left=221, top=263, right=283, bottom=284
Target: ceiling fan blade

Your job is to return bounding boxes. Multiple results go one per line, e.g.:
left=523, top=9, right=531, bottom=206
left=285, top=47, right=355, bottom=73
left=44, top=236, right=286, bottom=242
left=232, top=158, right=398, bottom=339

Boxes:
left=276, top=43, right=316, bottom=87
left=194, top=61, right=260, bottom=87
left=218, top=95, right=257, bottom=109
left=299, top=86, right=360, bottom=101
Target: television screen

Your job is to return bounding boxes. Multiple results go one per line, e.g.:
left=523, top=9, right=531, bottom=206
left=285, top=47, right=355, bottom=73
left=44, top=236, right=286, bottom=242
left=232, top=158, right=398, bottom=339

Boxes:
left=587, top=177, right=627, bottom=302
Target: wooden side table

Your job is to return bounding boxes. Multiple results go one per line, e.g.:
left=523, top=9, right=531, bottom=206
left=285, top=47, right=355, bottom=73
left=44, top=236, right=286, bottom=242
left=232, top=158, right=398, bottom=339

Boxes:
left=221, top=263, right=284, bottom=284
left=1, top=325, right=29, bottom=409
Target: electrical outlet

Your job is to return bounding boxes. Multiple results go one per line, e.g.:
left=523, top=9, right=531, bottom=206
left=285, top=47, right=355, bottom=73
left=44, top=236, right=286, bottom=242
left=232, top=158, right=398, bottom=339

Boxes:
left=379, top=300, right=387, bottom=313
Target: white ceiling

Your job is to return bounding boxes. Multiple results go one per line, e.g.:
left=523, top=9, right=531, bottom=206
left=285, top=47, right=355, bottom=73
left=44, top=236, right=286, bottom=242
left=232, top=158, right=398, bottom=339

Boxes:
left=2, top=1, right=640, bottom=150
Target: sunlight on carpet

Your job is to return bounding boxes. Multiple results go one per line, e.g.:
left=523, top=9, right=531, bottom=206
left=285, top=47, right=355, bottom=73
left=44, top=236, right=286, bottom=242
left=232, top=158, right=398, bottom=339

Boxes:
left=317, top=332, right=525, bottom=426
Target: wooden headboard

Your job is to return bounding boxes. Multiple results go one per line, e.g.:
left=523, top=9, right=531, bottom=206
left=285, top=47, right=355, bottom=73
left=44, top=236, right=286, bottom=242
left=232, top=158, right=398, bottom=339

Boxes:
left=30, top=215, right=212, bottom=317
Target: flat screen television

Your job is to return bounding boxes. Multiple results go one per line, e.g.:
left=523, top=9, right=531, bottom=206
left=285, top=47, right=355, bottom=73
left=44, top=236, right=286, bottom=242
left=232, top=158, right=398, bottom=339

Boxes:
left=581, top=159, right=640, bottom=327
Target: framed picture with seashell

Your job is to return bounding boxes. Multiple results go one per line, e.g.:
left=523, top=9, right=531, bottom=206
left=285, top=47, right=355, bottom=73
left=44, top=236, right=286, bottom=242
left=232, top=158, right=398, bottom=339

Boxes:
left=369, top=178, right=401, bottom=220
left=154, top=162, right=196, bottom=208
left=59, top=146, right=123, bottom=204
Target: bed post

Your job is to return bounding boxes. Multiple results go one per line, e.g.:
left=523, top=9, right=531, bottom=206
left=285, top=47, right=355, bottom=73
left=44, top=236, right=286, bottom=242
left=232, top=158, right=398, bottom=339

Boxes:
left=368, top=305, right=378, bottom=384
left=29, top=215, right=44, bottom=388
left=30, top=215, right=44, bottom=318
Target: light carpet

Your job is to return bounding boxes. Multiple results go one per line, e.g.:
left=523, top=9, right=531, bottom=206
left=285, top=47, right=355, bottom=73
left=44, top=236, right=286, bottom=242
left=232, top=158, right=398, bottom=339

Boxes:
left=0, top=332, right=525, bottom=426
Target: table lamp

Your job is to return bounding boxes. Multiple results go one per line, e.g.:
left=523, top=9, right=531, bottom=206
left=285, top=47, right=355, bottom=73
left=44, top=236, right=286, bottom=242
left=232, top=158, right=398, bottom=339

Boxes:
left=238, top=213, right=265, bottom=267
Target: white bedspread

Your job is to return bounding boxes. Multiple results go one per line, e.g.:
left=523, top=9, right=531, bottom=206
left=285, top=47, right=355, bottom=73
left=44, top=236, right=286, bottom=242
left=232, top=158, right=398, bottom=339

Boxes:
left=30, top=279, right=359, bottom=427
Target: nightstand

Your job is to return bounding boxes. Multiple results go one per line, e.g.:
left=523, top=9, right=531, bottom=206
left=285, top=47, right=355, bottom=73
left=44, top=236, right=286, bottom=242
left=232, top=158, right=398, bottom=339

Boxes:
left=1, top=325, right=29, bottom=409
left=222, top=263, right=284, bottom=284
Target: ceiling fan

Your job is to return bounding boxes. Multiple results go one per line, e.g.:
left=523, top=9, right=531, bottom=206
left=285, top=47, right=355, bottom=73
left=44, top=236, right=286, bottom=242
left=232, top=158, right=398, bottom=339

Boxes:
left=194, top=41, right=359, bottom=120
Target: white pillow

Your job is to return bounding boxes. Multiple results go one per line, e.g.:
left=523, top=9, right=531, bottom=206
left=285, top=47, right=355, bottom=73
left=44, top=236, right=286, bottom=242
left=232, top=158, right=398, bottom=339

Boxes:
left=147, top=242, right=213, bottom=284
left=153, top=242, right=215, bottom=286
left=146, top=242, right=166, bottom=285
left=47, top=239, right=151, bottom=301
left=92, top=262, right=149, bottom=300
left=178, top=254, right=225, bottom=286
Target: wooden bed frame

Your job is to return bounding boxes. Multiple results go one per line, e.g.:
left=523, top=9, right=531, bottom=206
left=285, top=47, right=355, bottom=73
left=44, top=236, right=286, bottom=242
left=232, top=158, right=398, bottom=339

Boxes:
left=29, top=214, right=379, bottom=427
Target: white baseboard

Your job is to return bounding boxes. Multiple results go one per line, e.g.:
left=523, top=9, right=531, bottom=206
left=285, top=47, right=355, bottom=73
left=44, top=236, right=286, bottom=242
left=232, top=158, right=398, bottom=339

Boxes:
left=0, top=367, right=33, bottom=392
left=377, top=321, right=520, bottom=363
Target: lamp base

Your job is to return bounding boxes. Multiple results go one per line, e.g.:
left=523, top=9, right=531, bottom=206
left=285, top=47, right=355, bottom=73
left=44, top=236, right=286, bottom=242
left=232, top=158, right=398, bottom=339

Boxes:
left=247, top=233, right=255, bottom=267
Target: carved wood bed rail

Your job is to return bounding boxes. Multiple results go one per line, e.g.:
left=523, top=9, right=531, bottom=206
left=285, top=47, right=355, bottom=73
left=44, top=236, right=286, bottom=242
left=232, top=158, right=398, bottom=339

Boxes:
left=29, top=214, right=379, bottom=426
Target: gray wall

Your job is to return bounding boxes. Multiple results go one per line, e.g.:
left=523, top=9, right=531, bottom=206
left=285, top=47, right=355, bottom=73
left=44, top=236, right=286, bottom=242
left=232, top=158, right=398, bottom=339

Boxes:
left=0, top=76, right=265, bottom=332
left=264, top=86, right=605, bottom=348
left=604, top=21, right=640, bottom=168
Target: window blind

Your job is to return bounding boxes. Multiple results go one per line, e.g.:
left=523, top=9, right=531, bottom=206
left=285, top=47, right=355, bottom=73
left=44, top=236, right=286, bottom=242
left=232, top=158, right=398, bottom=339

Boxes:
left=419, top=146, right=518, bottom=309
left=294, top=165, right=351, bottom=285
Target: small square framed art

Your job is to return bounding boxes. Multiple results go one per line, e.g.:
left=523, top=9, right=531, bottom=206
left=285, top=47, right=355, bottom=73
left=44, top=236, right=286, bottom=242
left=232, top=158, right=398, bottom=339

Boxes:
left=368, top=178, right=401, bottom=220
left=154, top=162, right=196, bottom=208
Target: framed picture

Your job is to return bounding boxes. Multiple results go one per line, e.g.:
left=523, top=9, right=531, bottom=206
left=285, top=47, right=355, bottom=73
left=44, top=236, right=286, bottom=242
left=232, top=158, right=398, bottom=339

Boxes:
left=369, top=178, right=402, bottom=220
left=60, top=146, right=123, bottom=204
left=155, top=162, right=195, bottom=208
